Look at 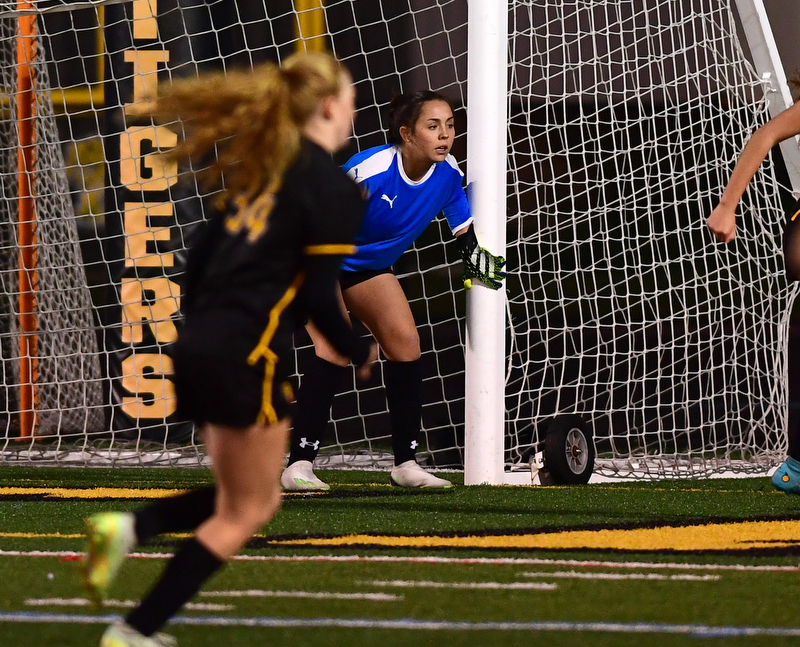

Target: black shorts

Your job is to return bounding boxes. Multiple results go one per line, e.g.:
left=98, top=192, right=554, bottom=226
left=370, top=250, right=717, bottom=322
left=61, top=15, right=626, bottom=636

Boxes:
left=171, top=314, right=294, bottom=428
left=339, top=267, right=393, bottom=290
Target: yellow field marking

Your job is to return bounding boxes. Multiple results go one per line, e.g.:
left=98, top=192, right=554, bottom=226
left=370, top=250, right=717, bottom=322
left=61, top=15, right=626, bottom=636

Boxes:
left=0, top=487, right=185, bottom=499
left=2, top=518, right=799, bottom=551
left=0, top=532, right=84, bottom=539
left=266, top=519, right=800, bottom=552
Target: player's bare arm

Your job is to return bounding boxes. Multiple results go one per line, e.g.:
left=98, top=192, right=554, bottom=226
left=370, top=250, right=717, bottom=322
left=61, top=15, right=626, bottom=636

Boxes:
left=708, top=100, right=800, bottom=243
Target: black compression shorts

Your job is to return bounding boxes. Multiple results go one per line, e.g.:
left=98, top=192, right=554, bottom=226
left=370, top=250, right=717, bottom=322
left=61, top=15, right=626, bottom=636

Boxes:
left=339, top=267, right=393, bottom=290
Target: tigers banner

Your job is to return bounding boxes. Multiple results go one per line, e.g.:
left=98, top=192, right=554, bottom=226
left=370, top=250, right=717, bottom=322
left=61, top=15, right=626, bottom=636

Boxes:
left=102, top=0, right=215, bottom=441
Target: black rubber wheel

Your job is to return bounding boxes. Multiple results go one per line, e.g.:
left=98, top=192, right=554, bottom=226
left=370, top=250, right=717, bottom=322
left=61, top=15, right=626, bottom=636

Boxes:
left=543, top=415, right=594, bottom=484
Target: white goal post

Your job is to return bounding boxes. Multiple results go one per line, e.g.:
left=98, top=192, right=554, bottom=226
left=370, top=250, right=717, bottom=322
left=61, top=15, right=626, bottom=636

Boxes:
left=733, top=0, right=800, bottom=192
left=0, top=0, right=796, bottom=482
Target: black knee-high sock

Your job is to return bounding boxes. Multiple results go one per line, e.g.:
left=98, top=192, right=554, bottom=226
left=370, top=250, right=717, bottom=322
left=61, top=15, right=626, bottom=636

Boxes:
left=126, top=537, right=224, bottom=637
left=385, top=359, right=422, bottom=466
left=288, top=356, right=348, bottom=464
left=789, top=419, right=800, bottom=462
left=133, top=487, right=216, bottom=544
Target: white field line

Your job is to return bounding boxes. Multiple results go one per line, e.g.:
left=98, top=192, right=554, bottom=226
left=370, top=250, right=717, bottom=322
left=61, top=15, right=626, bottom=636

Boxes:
left=200, top=590, right=401, bottom=602
left=360, top=580, right=557, bottom=591
left=24, top=598, right=232, bottom=611
left=2, top=549, right=798, bottom=572
left=519, top=570, right=720, bottom=582
left=4, top=611, right=800, bottom=637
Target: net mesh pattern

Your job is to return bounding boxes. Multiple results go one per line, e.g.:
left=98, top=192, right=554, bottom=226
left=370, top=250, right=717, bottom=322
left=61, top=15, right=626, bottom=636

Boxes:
left=0, top=0, right=795, bottom=478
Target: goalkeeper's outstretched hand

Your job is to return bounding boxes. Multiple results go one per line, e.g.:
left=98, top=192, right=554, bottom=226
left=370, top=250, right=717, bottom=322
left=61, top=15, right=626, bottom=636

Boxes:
left=457, top=224, right=507, bottom=290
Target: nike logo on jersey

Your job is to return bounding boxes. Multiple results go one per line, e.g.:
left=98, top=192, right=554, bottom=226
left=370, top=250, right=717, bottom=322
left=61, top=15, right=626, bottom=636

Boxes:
left=381, top=194, right=397, bottom=208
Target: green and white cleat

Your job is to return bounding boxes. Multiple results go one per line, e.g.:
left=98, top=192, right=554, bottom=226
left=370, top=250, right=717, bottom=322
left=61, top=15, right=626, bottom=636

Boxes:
left=281, top=460, right=330, bottom=491
left=390, top=460, right=453, bottom=488
left=83, top=511, right=136, bottom=606
left=100, top=621, right=177, bottom=647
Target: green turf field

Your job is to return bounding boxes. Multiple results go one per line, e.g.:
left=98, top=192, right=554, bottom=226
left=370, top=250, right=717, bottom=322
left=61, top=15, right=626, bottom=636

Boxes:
left=2, top=466, right=800, bottom=646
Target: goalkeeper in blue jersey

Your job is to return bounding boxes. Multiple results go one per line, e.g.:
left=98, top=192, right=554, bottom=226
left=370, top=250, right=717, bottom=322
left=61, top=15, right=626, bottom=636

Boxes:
left=282, top=90, right=506, bottom=491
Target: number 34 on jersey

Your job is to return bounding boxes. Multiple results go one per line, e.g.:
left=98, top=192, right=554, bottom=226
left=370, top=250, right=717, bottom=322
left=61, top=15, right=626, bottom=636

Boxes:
left=225, top=192, right=275, bottom=243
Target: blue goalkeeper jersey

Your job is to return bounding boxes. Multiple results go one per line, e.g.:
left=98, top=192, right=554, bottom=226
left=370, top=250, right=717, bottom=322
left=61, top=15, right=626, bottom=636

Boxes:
left=341, top=144, right=473, bottom=272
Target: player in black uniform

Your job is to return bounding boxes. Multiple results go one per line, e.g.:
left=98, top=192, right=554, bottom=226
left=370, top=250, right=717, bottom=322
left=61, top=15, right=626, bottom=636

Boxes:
left=707, top=72, right=800, bottom=496
left=82, top=52, right=375, bottom=647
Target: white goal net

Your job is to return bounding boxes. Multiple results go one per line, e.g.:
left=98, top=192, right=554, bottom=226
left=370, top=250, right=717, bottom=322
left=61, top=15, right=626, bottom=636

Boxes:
left=0, top=0, right=795, bottom=478
left=504, top=1, right=798, bottom=478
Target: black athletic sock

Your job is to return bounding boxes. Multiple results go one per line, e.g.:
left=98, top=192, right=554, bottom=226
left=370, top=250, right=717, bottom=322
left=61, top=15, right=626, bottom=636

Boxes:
left=385, top=359, right=422, bottom=466
left=788, top=322, right=800, bottom=462
left=288, top=355, right=348, bottom=464
left=126, top=537, right=224, bottom=637
left=789, top=420, right=800, bottom=462
left=133, top=487, right=216, bottom=544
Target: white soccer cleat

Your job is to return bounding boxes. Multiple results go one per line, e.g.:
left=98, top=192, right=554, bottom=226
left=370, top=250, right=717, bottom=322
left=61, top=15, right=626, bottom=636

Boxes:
left=390, top=460, right=453, bottom=488
left=281, top=460, right=330, bottom=491
left=100, top=621, right=177, bottom=647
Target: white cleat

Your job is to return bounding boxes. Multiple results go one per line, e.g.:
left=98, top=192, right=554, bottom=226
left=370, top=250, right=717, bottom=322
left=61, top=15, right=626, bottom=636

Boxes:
left=390, top=460, right=453, bottom=488
left=100, top=621, right=177, bottom=647
left=281, top=460, right=330, bottom=491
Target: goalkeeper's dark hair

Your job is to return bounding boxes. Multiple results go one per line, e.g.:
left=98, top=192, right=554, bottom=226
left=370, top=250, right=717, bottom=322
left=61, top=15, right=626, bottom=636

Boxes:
left=150, top=51, right=349, bottom=201
left=387, top=90, right=454, bottom=144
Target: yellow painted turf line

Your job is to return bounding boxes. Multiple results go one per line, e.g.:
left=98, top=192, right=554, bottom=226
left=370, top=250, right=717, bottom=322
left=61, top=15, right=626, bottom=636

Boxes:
left=0, top=487, right=184, bottom=499
left=5, top=518, right=800, bottom=550
left=264, top=519, right=800, bottom=551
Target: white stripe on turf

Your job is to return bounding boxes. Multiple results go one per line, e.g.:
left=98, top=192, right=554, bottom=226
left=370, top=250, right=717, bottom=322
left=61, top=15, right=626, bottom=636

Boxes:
left=200, top=590, right=400, bottom=601
left=2, top=549, right=798, bottom=572
left=360, top=580, right=557, bottom=591
left=2, top=612, right=800, bottom=637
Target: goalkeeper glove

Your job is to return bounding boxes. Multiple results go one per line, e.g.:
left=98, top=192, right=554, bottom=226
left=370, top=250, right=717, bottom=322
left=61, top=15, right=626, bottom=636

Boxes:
left=457, top=224, right=507, bottom=290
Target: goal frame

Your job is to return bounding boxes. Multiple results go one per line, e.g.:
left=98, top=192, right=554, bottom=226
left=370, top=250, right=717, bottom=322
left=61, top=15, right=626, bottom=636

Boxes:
left=464, top=0, right=800, bottom=485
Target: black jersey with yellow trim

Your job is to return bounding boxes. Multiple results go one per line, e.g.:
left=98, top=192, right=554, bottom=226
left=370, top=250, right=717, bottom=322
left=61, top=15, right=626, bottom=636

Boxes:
left=182, top=138, right=369, bottom=364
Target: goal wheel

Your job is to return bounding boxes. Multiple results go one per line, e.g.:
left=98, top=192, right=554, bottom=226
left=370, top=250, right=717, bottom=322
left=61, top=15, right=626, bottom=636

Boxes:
left=543, top=415, right=594, bottom=484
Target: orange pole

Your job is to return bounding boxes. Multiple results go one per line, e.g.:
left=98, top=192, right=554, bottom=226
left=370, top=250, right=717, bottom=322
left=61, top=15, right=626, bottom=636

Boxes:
left=17, top=3, right=38, bottom=438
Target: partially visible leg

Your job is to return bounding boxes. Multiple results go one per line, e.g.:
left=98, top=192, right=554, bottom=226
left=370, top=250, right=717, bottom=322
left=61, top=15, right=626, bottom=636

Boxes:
left=124, top=419, right=289, bottom=637
left=773, top=213, right=800, bottom=494
left=384, top=358, right=423, bottom=465
left=133, top=486, right=217, bottom=542
left=287, top=354, right=348, bottom=465
left=344, top=275, right=451, bottom=488
left=283, top=290, right=351, bottom=491
left=344, top=272, right=422, bottom=458
left=283, top=350, right=348, bottom=491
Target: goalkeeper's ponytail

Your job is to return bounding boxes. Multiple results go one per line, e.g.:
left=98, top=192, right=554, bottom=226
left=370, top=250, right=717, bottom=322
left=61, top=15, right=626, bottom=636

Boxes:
left=151, top=51, right=348, bottom=201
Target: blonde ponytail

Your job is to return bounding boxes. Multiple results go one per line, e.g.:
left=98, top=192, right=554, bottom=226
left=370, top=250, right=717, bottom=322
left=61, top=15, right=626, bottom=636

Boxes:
left=152, top=51, right=347, bottom=201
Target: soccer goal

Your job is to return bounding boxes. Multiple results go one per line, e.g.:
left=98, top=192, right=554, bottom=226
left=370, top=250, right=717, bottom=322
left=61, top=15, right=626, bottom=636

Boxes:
left=0, top=0, right=796, bottom=482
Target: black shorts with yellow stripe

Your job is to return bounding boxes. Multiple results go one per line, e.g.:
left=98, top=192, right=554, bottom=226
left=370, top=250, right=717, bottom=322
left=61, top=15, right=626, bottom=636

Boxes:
left=171, top=312, right=295, bottom=428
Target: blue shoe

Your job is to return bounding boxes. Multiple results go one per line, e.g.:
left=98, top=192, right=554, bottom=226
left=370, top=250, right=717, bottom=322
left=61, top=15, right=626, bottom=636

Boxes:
left=771, top=457, right=800, bottom=495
